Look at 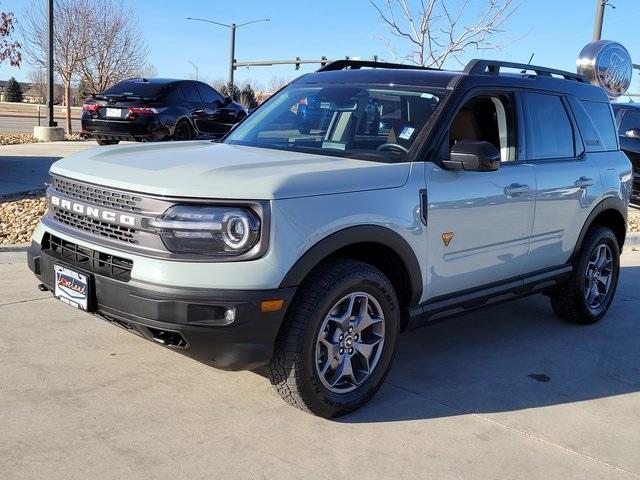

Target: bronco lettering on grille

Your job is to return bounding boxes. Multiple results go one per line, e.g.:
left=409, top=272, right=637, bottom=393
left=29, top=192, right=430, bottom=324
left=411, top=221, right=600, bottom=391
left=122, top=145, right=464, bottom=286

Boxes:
left=50, top=195, right=136, bottom=226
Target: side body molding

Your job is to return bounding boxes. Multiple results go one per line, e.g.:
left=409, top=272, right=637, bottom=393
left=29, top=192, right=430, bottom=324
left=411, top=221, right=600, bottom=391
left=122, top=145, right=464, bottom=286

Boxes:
left=279, top=225, right=423, bottom=306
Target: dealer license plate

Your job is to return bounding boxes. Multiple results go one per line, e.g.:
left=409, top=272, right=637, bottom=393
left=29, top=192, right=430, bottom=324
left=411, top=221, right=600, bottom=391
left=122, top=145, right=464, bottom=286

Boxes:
left=54, top=264, right=89, bottom=310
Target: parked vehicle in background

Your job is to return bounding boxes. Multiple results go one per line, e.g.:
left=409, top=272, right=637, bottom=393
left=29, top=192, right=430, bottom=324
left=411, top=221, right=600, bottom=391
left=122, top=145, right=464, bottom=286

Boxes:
left=81, top=78, right=247, bottom=145
left=29, top=59, right=631, bottom=418
left=612, top=102, right=640, bottom=204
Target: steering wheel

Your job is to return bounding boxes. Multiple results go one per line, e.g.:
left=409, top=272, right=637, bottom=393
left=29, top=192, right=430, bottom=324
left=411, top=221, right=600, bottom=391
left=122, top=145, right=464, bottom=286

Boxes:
left=376, top=143, right=409, bottom=154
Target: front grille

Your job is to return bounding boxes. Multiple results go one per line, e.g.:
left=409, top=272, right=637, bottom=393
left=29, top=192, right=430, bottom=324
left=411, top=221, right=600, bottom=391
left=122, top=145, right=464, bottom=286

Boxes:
left=43, top=233, right=133, bottom=282
left=52, top=207, right=138, bottom=244
left=51, top=176, right=142, bottom=213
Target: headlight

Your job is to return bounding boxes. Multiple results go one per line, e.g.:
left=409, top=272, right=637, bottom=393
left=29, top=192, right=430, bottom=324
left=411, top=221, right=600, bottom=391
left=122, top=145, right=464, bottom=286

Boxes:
left=144, top=205, right=261, bottom=257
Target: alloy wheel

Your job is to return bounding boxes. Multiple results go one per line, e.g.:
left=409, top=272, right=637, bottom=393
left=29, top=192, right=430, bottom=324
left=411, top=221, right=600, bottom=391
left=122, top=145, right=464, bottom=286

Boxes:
left=315, top=292, right=386, bottom=394
left=584, top=243, right=614, bottom=310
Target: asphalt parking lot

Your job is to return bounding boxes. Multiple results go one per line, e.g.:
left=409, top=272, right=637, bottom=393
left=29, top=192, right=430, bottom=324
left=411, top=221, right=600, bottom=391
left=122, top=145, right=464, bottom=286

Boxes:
left=1, top=252, right=639, bottom=480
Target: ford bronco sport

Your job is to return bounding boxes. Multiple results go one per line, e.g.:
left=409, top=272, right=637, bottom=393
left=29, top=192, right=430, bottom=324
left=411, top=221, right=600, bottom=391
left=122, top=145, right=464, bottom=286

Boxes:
left=28, top=59, right=632, bottom=418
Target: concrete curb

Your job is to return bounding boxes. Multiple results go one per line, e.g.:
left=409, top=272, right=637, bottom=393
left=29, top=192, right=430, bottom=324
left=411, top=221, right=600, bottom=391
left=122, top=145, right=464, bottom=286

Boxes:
left=0, top=243, right=29, bottom=252
left=626, top=231, right=640, bottom=251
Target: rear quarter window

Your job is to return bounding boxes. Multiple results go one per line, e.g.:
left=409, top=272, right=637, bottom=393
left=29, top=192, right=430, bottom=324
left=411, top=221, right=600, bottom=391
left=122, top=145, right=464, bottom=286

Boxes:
left=576, top=100, right=618, bottom=151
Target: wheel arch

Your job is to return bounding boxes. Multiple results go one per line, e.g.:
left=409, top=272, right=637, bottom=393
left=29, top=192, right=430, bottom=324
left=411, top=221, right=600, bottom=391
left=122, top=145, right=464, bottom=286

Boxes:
left=279, top=225, right=423, bottom=316
left=572, top=197, right=627, bottom=259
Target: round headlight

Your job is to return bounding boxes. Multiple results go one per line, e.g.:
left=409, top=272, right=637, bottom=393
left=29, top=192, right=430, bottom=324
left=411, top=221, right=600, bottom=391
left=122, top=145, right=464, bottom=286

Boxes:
left=223, top=214, right=251, bottom=249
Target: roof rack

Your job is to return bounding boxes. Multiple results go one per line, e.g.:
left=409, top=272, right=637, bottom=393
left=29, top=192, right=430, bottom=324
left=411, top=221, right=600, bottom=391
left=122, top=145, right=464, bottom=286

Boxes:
left=317, top=59, right=438, bottom=72
left=464, top=59, right=586, bottom=83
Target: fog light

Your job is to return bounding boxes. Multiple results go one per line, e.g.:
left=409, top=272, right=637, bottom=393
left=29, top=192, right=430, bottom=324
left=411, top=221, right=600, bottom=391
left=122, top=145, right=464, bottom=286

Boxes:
left=224, top=307, right=236, bottom=323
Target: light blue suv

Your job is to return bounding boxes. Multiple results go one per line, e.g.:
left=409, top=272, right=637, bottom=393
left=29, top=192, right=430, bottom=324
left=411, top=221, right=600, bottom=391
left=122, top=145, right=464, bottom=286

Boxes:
left=28, top=59, right=632, bottom=417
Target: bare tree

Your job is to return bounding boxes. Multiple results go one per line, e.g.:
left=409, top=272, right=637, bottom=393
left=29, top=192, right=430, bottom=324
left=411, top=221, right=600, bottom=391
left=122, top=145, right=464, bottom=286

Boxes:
left=370, top=0, right=518, bottom=68
left=266, top=76, right=289, bottom=94
left=78, top=0, right=150, bottom=93
left=27, top=68, right=46, bottom=102
left=0, top=2, right=21, bottom=66
left=21, top=0, right=91, bottom=132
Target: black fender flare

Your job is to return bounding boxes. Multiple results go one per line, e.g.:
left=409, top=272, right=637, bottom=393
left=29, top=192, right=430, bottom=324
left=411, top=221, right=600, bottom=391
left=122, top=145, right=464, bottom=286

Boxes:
left=279, top=225, right=423, bottom=306
left=571, top=196, right=627, bottom=259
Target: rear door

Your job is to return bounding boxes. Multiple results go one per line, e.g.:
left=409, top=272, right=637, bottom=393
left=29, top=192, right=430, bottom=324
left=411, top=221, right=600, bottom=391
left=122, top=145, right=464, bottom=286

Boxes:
left=180, top=81, right=206, bottom=133
left=425, top=90, right=537, bottom=299
left=522, top=92, right=605, bottom=268
left=194, top=82, right=233, bottom=135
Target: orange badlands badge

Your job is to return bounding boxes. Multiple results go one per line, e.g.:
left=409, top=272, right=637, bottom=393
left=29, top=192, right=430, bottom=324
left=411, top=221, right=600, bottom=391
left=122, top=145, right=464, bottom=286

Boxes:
left=441, top=232, right=454, bottom=247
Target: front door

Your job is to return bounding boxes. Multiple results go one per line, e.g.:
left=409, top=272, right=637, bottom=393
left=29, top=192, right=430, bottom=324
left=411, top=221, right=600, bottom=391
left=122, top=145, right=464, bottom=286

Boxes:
left=424, top=92, right=537, bottom=299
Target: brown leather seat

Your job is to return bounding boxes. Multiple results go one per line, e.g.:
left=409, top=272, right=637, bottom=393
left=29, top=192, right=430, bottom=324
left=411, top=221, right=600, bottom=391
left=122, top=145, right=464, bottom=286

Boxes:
left=450, top=106, right=482, bottom=143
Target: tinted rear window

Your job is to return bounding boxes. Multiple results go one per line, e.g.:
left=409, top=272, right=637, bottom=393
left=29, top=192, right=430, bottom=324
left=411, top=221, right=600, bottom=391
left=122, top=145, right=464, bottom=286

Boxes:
left=522, top=93, right=574, bottom=159
left=103, top=81, right=167, bottom=98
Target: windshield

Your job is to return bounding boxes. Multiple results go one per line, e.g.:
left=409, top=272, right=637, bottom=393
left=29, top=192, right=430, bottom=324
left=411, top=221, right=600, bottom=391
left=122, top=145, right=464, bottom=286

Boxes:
left=224, top=83, right=443, bottom=161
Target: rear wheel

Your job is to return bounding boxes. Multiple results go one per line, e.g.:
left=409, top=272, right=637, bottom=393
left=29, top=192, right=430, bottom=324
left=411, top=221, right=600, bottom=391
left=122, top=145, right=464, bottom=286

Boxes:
left=96, top=139, right=120, bottom=146
left=268, top=259, right=400, bottom=418
left=549, top=226, right=620, bottom=324
left=173, top=120, right=193, bottom=141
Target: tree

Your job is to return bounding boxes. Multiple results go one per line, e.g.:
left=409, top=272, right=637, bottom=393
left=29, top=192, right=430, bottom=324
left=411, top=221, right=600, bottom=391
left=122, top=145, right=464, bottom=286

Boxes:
left=5, top=77, right=23, bottom=102
left=77, top=0, right=151, bottom=93
left=219, top=82, right=241, bottom=102
left=0, top=2, right=20, bottom=66
left=21, top=0, right=92, bottom=133
left=76, top=76, right=90, bottom=103
left=266, top=76, right=289, bottom=94
left=240, top=83, right=259, bottom=110
left=370, top=0, right=518, bottom=68
left=27, top=68, right=46, bottom=103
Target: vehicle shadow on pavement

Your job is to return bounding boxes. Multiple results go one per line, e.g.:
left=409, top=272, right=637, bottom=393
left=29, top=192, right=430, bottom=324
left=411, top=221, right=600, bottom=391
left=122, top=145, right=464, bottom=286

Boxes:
left=340, top=264, right=640, bottom=423
left=0, top=156, right=58, bottom=197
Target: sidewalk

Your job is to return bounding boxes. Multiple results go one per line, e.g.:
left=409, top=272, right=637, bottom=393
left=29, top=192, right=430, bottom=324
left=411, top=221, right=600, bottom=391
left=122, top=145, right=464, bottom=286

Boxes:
left=0, top=141, right=96, bottom=196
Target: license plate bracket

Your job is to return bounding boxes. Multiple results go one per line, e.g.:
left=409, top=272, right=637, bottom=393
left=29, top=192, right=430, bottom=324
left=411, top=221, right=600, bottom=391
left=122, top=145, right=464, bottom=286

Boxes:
left=105, top=108, right=121, bottom=118
left=54, top=264, right=92, bottom=311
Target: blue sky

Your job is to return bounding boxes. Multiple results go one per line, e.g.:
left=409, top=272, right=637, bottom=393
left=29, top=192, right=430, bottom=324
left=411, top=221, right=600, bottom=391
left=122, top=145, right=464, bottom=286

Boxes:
left=1, top=0, right=640, bottom=92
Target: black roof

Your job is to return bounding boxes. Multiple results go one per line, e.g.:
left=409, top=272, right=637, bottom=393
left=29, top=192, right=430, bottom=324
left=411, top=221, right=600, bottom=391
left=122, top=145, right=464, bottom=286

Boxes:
left=295, top=59, right=610, bottom=102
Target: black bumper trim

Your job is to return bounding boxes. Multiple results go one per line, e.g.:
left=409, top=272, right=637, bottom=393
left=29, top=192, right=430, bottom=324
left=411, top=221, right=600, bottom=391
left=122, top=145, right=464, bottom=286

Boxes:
left=28, top=242, right=295, bottom=371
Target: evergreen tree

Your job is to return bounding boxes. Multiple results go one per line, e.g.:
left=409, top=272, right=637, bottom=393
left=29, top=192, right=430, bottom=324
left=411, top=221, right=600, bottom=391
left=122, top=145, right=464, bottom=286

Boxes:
left=5, top=76, right=22, bottom=102
left=220, top=82, right=241, bottom=102
left=240, top=84, right=259, bottom=110
left=76, top=77, right=91, bottom=103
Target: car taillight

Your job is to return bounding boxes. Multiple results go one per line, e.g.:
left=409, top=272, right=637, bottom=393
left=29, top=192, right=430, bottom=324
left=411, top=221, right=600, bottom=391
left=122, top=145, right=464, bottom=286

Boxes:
left=83, top=104, right=100, bottom=112
left=127, top=107, right=165, bottom=119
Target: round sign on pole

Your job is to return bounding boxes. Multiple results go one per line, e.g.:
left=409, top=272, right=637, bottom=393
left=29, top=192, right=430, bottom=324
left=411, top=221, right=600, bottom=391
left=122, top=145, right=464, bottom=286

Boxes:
left=577, top=40, right=632, bottom=98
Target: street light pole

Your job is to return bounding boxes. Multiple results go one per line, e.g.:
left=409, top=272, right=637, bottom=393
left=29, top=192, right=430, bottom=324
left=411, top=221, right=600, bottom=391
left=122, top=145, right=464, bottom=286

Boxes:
left=46, top=0, right=55, bottom=127
left=593, top=0, right=615, bottom=41
left=187, top=60, right=199, bottom=80
left=186, top=17, right=270, bottom=89
left=229, top=23, right=236, bottom=89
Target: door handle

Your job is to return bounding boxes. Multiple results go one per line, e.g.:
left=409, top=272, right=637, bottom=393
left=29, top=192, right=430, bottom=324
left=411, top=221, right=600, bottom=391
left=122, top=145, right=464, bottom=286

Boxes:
left=504, top=183, right=530, bottom=197
left=575, top=176, right=594, bottom=189
left=193, top=109, right=206, bottom=116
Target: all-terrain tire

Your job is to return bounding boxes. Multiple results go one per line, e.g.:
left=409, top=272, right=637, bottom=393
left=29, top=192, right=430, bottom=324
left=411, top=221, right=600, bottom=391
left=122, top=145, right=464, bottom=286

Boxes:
left=549, top=226, right=620, bottom=325
left=267, top=259, right=401, bottom=418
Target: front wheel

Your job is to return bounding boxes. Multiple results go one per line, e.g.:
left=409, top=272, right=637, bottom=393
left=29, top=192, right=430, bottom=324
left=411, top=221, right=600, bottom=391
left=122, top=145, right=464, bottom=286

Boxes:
left=268, top=259, right=400, bottom=418
left=549, top=226, right=620, bottom=324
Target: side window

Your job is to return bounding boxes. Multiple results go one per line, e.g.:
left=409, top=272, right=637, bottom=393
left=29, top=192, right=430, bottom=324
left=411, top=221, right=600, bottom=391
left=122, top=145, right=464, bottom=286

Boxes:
left=163, top=84, right=185, bottom=104
left=449, top=94, right=516, bottom=162
left=181, top=82, right=203, bottom=104
left=579, top=100, right=618, bottom=151
left=618, top=108, right=640, bottom=135
left=522, top=93, right=574, bottom=160
left=196, top=82, right=223, bottom=104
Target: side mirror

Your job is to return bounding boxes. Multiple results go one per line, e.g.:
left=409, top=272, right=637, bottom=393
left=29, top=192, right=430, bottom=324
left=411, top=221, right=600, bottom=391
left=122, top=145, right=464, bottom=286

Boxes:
left=223, top=96, right=232, bottom=105
left=442, top=140, right=501, bottom=172
left=624, top=128, right=640, bottom=139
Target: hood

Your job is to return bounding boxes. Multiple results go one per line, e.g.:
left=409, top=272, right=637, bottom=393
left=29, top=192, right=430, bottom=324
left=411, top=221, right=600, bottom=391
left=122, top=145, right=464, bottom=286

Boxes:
left=50, top=141, right=411, bottom=200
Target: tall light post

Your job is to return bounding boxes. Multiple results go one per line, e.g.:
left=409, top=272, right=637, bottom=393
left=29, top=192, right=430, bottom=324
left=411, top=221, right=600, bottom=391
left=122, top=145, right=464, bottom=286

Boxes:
left=593, top=0, right=616, bottom=41
left=187, top=60, right=199, bottom=80
left=47, top=0, right=55, bottom=127
left=186, top=17, right=270, bottom=89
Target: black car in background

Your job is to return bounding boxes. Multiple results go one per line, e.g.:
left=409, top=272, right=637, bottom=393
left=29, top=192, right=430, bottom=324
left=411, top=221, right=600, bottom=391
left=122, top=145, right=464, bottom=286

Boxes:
left=612, top=103, right=640, bottom=204
left=81, top=78, right=247, bottom=145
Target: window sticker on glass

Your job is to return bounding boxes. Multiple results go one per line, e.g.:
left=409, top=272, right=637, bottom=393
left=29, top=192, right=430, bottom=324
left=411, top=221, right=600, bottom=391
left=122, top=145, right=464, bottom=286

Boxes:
left=399, top=127, right=415, bottom=140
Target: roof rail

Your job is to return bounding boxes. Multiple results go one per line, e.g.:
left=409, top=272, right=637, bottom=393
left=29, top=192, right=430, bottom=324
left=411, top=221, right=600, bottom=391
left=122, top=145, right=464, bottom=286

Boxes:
left=317, top=59, right=438, bottom=72
left=464, top=59, right=586, bottom=83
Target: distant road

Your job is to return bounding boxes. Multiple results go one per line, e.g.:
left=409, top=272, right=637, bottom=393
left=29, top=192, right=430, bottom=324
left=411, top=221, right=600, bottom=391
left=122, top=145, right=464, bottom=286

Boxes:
left=0, top=115, right=82, bottom=134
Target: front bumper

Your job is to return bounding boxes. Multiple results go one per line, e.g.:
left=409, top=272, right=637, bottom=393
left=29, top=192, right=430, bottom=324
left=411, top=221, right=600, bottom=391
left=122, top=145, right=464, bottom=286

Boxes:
left=28, top=241, right=295, bottom=371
